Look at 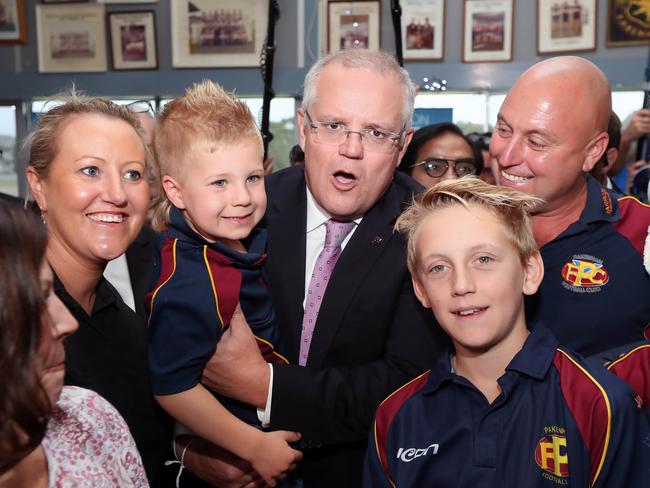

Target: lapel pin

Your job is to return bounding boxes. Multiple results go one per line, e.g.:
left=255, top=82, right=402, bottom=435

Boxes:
left=371, top=235, right=383, bottom=244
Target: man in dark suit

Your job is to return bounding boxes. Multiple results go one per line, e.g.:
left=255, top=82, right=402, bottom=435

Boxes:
left=180, top=49, right=446, bottom=488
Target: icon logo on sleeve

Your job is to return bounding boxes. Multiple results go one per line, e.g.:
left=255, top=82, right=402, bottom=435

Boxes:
left=535, top=431, right=569, bottom=484
left=561, top=254, right=609, bottom=293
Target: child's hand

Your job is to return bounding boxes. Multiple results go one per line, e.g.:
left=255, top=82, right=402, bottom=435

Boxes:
left=250, top=430, right=303, bottom=487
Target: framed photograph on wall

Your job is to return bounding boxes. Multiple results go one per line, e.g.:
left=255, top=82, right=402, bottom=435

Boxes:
left=401, top=0, right=445, bottom=61
left=606, top=0, right=650, bottom=47
left=327, top=1, right=380, bottom=54
left=0, top=0, right=27, bottom=44
left=462, top=0, right=514, bottom=63
left=171, top=0, right=267, bottom=68
left=537, top=0, right=596, bottom=54
left=108, top=10, right=157, bottom=70
left=36, top=3, right=107, bottom=73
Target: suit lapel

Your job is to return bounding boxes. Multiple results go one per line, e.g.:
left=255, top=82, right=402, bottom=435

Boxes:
left=306, top=183, right=402, bottom=367
left=266, top=168, right=308, bottom=361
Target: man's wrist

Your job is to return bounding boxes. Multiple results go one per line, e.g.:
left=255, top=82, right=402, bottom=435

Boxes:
left=251, top=361, right=271, bottom=408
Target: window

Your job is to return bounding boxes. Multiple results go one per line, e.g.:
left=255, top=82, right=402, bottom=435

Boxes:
left=241, top=97, right=297, bottom=171
left=0, top=105, right=18, bottom=197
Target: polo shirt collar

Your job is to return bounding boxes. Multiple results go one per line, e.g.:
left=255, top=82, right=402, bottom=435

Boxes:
left=577, top=174, right=620, bottom=226
left=168, top=206, right=267, bottom=265
left=422, top=325, right=559, bottom=395
left=505, top=325, right=559, bottom=380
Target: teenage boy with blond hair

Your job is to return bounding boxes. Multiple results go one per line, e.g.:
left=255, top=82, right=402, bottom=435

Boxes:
left=147, top=80, right=301, bottom=487
left=363, top=178, right=649, bottom=488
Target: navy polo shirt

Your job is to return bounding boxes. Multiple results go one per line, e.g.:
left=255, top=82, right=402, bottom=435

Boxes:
left=147, top=206, right=286, bottom=397
left=527, top=175, right=650, bottom=356
left=363, top=326, right=650, bottom=487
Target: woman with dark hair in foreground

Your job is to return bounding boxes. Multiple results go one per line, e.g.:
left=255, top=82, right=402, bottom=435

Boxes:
left=0, top=201, right=148, bottom=487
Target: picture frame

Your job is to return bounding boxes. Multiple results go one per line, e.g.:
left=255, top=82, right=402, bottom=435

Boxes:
left=99, top=1, right=157, bottom=3
left=0, top=0, right=27, bottom=44
left=462, top=0, right=514, bottom=63
left=36, top=3, right=107, bottom=73
left=537, top=0, right=596, bottom=54
left=171, top=0, right=268, bottom=68
left=108, top=10, right=157, bottom=70
left=606, top=0, right=650, bottom=47
left=401, top=0, right=445, bottom=61
left=41, top=1, right=89, bottom=4
left=327, top=1, right=381, bottom=54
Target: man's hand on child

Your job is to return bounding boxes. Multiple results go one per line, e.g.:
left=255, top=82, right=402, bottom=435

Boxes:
left=203, top=303, right=270, bottom=409
left=251, top=430, right=303, bottom=487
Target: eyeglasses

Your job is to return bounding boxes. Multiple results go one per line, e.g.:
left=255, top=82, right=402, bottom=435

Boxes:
left=304, top=110, right=405, bottom=153
left=126, top=100, right=155, bottom=114
left=411, top=158, right=478, bottom=178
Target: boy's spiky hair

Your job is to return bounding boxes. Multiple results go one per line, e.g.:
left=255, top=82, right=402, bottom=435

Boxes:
left=395, top=177, right=543, bottom=274
left=151, top=80, right=263, bottom=231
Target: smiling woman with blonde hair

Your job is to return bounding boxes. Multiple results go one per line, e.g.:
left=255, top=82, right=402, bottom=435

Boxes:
left=25, top=91, right=172, bottom=485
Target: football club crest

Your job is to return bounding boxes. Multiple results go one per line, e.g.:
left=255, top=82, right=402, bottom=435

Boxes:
left=535, top=431, right=569, bottom=484
left=561, top=254, right=609, bottom=293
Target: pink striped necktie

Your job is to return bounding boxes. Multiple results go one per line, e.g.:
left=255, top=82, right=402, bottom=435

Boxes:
left=299, top=219, right=356, bottom=366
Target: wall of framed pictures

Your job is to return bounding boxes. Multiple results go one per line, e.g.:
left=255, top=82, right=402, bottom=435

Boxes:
left=0, top=0, right=647, bottom=98
left=0, top=0, right=646, bottom=199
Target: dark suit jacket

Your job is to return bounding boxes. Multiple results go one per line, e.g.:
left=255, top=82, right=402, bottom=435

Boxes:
left=125, top=224, right=156, bottom=317
left=263, top=166, right=448, bottom=487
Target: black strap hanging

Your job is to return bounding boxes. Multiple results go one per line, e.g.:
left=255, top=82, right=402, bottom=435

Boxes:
left=635, top=45, right=650, bottom=163
left=391, top=0, right=404, bottom=67
left=260, top=0, right=281, bottom=161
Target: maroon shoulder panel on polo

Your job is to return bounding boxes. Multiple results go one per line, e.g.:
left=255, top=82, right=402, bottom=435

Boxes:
left=552, top=350, right=610, bottom=485
left=612, top=197, right=650, bottom=257
left=374, top=371, right=430, bottom=483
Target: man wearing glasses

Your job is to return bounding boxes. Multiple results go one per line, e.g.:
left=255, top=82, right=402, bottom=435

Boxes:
left=397, top=122, right=483, bottom=188
left=181, top=49, right=446, bottom=488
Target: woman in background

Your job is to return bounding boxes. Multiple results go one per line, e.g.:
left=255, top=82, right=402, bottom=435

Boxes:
left=0, top=201, right=148, bottom=487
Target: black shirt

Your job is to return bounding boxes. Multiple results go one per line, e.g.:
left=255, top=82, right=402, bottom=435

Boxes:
left=55, top=273, right=173, bottom=487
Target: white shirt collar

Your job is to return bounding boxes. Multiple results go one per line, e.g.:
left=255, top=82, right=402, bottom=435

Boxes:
left=305, top=186, right=362, bottom=233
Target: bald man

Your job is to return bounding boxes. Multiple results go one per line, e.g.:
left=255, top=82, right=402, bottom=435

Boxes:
left=490, top=56, right=650, bottom=356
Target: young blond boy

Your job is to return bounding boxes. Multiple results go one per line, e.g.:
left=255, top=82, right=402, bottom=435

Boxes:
left=363, top=178, right=649, bottom=487
left=147, top=80, right=301, bottom=486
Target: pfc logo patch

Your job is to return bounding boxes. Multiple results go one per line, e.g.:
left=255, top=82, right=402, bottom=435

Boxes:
left=535, top=433, right=569, bottom=483
left=561, top=254, right=609, bottom=293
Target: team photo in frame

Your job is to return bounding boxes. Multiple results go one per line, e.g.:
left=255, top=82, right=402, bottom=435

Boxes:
left=36, top=3, right=107, bottom=73
left=462, top=0, right=514, bottom=63
left=108, top=10, right=157, bottom=71
left=171, top=0, right=267, bottom=68
left=401, top=0, right=445, bottom=61
left=537, top=0, right=597, bottom=54
left=327, top=0, right=380, bottom=54
left=0, top=0, right=27, bottom=44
